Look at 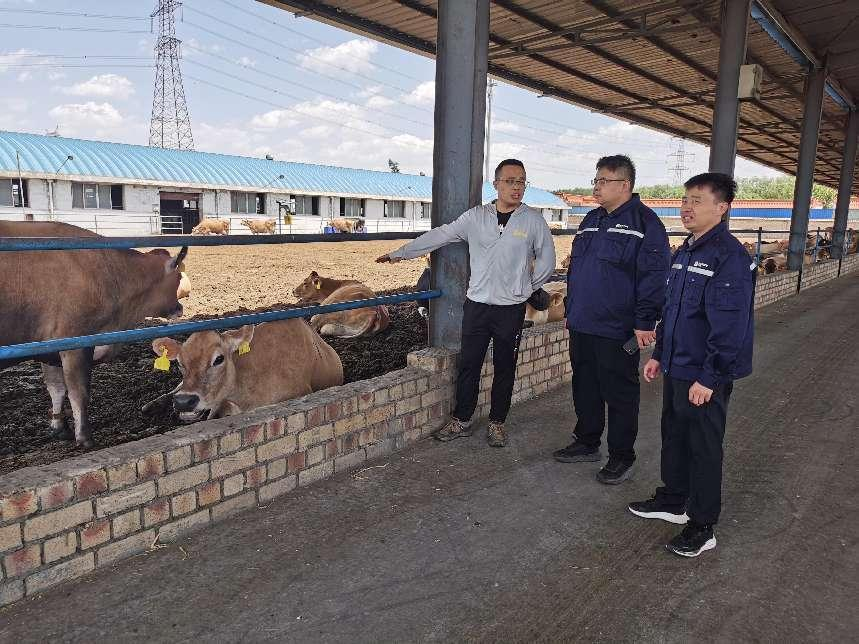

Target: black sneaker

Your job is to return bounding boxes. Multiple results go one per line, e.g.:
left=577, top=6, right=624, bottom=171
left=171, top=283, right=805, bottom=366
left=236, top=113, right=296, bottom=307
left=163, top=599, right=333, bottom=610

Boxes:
left=628, top=497, right=689, bottom=524
left=553, top=442, right=601, bottom=463
left=595, top=458, right=634, bottom=485
left=666, top=524, right=717, bottom=557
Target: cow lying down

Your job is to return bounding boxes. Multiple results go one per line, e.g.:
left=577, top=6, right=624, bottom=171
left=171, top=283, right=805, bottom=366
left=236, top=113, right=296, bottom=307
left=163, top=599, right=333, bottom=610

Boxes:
left=0, top=221, right=187, bottom=448
left=152, top=318, right=343, bottom=423
left=292, top=271, right=389, bottom=338
left=524, top=281, right=566, bottom=328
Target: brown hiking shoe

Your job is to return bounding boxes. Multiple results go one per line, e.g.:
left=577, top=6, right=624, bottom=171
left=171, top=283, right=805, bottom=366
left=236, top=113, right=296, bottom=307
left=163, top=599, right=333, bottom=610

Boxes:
left=433, top=417, right=473, bottom=442
left=486, top=421, right=507, bottom=447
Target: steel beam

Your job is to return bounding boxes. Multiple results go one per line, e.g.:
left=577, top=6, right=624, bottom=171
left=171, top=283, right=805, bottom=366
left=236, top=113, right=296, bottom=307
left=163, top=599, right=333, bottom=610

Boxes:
left=831, top=109, right=859, bottom=259
left=789, top=65, right=828, bottom=271
left=429, top=0, right=488, bottom=350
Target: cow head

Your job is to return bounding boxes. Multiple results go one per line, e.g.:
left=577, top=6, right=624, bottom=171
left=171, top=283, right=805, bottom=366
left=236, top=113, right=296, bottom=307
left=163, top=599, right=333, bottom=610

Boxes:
left=293, top=270, right=323, bottom=301
left=151, top=324, right=254, bottom=423
left=142, top=247, right=189, bottom=318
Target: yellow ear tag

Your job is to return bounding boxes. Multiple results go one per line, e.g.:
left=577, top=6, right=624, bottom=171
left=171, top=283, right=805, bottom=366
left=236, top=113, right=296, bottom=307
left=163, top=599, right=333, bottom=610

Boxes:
left=283, top=214, right=292, bottom=225
left=314, top=281, right=321, bottom=290
left=238, top=341, right=251, bottom=356
left=154, top=348, right=170, bottom=372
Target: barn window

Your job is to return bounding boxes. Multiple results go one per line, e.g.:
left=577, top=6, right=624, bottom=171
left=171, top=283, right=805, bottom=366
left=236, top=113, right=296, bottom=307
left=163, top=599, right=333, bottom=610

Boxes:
left=341, top=198, right=363, bottom=218
left=71, top=182, right=124, bottom=209
left=292, top=194, right=317, bottom=216
left=0, top=178, right=27, bottom=207
left=421, top=202, right=431, bottom=219
left=384, top=200, right=405, bottom=218
left=230, top=192, right=265, bottom=214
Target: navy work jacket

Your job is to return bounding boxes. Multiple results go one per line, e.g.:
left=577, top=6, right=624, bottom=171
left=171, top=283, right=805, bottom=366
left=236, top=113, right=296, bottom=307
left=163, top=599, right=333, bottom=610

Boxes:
left=653, top=222, right=756, bottom=388
left=565, top=195, right=670, bottom=341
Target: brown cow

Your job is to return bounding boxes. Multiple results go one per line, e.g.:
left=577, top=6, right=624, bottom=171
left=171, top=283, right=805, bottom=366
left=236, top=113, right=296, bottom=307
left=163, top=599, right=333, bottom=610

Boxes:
left=241, top=218, right=276, bottom=234
left=524, top=281, right=566, bottom=328
left=151, top=319, right=342, bottom=423
left=309, top=283, right=390, bottom=337
left=329, top=218, right=365, bottom=233
left=292, top=271, right=360, bottom=304
left=191, top=219, right=230, bottom=235
left=0, top=221, right=187, bottom=448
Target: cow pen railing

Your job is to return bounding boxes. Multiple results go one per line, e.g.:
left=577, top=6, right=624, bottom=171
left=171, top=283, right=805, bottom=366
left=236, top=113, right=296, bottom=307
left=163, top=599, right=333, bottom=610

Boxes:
left=0, top=225, right=855, bottom=361
left=0, top=230, right=441, bottom=362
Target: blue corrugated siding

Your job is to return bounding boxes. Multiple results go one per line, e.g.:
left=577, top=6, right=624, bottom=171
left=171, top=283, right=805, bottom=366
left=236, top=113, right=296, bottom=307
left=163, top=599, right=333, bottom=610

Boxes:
left=0, top=130, right=567, bottom=209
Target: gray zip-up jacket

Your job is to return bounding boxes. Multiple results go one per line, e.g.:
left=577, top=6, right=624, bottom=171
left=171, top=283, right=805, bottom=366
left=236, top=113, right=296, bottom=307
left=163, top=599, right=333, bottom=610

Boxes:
left=389, top=202, right=556, bottom=306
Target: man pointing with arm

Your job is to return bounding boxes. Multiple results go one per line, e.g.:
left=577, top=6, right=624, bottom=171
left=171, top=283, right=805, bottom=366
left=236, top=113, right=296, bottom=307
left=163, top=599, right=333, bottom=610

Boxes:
left=377, top=159, right=556, bottom=447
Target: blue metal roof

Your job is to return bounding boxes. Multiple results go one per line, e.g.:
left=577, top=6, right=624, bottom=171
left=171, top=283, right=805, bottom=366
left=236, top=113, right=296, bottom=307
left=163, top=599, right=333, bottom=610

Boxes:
left=0, top=130, right=567, bottom=209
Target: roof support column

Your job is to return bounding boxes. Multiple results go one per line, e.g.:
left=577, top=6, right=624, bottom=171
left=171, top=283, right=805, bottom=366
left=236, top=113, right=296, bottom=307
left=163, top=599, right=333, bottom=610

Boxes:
left=830, top=108, right=858, bottom=260
left=708, top=0, right=752, bottom=180
left=788, top=64, right=827, bottom=271
left=429, top=0, right=489, bottom=350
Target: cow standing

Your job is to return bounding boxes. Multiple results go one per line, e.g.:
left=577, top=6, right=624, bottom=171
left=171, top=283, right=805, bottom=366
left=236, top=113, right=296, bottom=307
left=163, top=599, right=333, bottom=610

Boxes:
left=0, top=221, right=187, bottom=448
left=151, top=319, right=343, bottom=422
left=191, top=219, right=230, bottom=235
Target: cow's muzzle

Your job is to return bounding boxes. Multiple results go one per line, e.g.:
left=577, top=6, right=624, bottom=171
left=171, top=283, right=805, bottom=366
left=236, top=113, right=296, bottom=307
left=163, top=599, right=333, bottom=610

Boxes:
left=173, top=393, right=208, bottom=423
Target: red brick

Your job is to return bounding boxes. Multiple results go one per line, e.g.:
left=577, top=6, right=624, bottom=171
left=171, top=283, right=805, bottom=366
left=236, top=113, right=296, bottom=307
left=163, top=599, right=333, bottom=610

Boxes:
left=402, top=413, right=416, bottom=431
left=325, top=440, right=338, bottom=459
left=307, top=406, right=325, bottom=427
left=430, top=402, right=443, bottom=419
left=193, top=439, right=217, bottom=462
left=340, top=433, right=359, bottom=453
left=3, top=544, right=41, bottom=578
left=136, top=453, right=165, bottom=481
left=244, top=465, right=266, bottom=488
left=75, top=470, right=108, bottom=500
left=265, top=418, right=286, bottom=439
left=38, top=480, right=74, bottom=511
left=287, top=452, right=305, bottom=473
left=142, top=499, right=170, bottom=528
left=79, top=519, right=110, bottom=549
left=1, top=491, right=37, bottom=521
left=325, top=402, right=342, bottom=422
left=242, top=424, right=265, bottom=446
left=196, top=482, right=221, bottom=507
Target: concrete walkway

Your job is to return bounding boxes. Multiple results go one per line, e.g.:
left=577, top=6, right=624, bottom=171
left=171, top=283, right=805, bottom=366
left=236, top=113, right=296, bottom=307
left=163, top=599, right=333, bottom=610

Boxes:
left=2, top=274, right=858, bottom=643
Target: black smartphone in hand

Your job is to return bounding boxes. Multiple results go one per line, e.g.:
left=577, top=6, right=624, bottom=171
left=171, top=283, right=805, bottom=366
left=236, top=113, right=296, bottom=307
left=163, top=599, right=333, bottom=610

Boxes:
left=622, top=336, right=640, bottom=354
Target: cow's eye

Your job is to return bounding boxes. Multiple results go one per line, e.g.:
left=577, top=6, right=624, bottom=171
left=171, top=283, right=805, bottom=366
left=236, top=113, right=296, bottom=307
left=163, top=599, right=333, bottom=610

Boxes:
left=212, top=355, right=225, bottom=367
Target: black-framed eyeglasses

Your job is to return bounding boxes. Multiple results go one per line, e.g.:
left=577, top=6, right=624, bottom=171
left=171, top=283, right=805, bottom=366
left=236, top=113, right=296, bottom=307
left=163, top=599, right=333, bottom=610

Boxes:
left=590, top=177, right=627, bottom=186
left=496, top=179, right=530, bottom=188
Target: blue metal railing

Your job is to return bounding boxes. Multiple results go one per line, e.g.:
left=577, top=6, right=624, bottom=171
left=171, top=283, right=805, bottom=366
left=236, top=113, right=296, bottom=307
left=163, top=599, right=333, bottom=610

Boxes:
left=0, top=291, right=441, bottom=361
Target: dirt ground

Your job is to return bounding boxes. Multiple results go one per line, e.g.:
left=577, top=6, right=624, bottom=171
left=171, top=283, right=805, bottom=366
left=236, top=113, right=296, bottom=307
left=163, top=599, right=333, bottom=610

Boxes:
left=0, top=239, right=571, bottom=475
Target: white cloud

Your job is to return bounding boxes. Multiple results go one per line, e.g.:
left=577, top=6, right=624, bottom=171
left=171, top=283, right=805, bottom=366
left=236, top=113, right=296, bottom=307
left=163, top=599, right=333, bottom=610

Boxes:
left=48, top=71, right=66, bottom=81
left=45, top=101, right=147, bottom=143
left=17, top=71, right=31, bottom=82
left=0, top=48, right=37, bottom=73
left=391, top=133, right=432, bottom=152
left=249, top=110, right=299, bottom=130
left=401, top=81, right=435, bottom=106
left=357, top=85, right=383, bottom=98
left=183, top=38, right=222, bottom=58
left=238, top=56, right=257, bottom=68
left=49, top=102, right=124, bottom=127
left=366, top=95, right=395, bottom=109
left=62, top=74, right=135, bottom=100
left=299, top=39, right=378, bottom=74
left=493, top=120, right=520, bottom=133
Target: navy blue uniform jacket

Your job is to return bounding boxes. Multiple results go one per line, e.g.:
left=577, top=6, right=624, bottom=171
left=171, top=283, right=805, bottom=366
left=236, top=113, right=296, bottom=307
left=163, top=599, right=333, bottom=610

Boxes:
left=653, top=222, right=756, bottom=388
left=565, top=195, right=670, bottom=341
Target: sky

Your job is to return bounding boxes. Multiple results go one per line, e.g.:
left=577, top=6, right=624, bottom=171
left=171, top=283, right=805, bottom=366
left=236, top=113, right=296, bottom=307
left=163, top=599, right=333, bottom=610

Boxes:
left=0, top=0, right=785, bottom=192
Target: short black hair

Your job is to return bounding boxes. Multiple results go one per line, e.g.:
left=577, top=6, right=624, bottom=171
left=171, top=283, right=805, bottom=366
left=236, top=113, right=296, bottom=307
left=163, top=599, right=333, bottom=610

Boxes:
left=683, top=172, right=737, bottom=204
left=596, top=155, right=636, bottom=189
left=494, top=158, right=525, bottom=179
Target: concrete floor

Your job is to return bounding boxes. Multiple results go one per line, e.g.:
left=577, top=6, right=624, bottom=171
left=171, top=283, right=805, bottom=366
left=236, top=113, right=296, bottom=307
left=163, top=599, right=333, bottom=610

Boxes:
left=2, top=273, right=858, bottom=643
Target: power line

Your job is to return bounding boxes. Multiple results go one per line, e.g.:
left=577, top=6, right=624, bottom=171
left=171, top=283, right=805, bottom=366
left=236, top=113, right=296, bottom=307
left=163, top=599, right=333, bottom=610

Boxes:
left=0, top=23, right=150, bottom=33
left=0, top=8, right=148, bottom=20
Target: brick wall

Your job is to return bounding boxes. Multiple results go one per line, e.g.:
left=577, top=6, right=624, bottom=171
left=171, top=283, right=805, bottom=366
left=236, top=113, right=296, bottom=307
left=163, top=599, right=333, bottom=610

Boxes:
left=755, top=271, right=799, bottom=308
left=840, top=253, right=859, bottom=275
left=0, top=322, right=570, bottom=606
left=800, top=259, right=840, bottom=290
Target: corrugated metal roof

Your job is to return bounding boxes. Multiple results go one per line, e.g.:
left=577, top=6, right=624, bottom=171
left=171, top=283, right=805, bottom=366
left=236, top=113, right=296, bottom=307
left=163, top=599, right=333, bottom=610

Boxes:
left=0, top=130, right=567, bottom=209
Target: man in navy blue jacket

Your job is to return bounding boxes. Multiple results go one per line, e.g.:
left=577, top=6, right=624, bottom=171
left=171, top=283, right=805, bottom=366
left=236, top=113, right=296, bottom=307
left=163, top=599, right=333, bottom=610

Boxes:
left=629, top=173, right=756, bottom=558
left=554, top=155, right=670, bottom=484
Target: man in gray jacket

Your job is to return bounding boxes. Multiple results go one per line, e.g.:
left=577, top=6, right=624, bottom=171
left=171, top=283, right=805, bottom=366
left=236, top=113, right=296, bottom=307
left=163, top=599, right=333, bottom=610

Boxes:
left=377, top=159, right=556, bottom=447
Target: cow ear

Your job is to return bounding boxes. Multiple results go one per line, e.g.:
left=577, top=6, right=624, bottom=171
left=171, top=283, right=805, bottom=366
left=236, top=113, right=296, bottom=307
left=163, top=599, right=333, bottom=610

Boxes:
left=222, top=324, right=254, bottom=353
left=167, top=247, right=188, bottom=274
left=151, top=337, right=181, bottom=360
left=310, top=270, right=318, bottom=278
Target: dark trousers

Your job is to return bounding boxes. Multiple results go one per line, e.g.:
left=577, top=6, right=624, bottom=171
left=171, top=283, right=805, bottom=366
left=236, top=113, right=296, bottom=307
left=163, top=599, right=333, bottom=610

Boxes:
left=656, top=376, right=734, bottom=526
left=453, top=299, right=526, bottom=424
left=569, top=332, right=640, bottom=463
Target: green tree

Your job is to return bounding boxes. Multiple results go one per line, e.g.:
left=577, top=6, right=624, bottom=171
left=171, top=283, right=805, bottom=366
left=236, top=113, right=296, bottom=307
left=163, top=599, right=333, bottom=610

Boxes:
left=811, top=183, right=837, bottom=208
left=388, top=159, right=400, bottom=173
